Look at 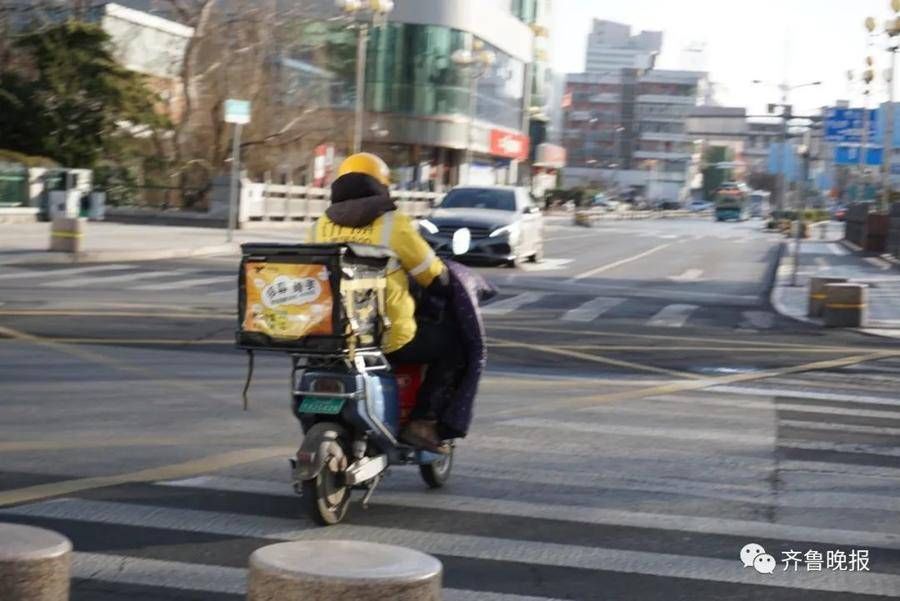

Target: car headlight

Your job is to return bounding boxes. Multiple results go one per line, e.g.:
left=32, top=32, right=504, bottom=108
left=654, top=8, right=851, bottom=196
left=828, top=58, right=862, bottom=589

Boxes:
left=417, top=219, right=439, bottom=235
left=489, top=223, right=520, bottom=245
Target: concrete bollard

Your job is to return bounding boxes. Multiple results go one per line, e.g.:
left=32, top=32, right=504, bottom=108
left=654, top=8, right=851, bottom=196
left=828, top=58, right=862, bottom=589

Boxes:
left=247, top=540, right=442, bottom=601
left=823, top=283, right=868, bottom=328
left=0, top=523, right=72, bottom=601
left=49, top=217, right=85, bottom=253
left=808, top=276, right=848, bottom=317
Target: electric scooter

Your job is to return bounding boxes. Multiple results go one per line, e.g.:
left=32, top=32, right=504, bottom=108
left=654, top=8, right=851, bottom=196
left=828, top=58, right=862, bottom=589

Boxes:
left=290, top=229, right=472, bottom=525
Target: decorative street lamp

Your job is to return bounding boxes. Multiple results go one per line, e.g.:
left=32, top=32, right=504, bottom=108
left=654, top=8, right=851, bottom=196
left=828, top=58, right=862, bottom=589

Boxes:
left=867, top=0, right=900, bottom=209
left=336, top=0, right=394, bottom=154
left=452, top=40, right=496, bottom=185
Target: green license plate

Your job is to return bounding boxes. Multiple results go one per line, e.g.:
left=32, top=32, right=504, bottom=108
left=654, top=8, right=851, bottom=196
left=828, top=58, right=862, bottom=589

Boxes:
left=298, top=397, right=346, bottom=415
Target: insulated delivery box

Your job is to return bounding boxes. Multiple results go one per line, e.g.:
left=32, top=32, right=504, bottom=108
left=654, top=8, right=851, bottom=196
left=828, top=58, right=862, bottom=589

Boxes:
left=237, top=243, right=392, bottom=354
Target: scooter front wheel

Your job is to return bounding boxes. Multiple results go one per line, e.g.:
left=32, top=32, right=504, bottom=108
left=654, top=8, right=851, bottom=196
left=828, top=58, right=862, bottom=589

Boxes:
left=419, top=446, right=453, bottom=489
left=301, top=436, right=351, bottom=525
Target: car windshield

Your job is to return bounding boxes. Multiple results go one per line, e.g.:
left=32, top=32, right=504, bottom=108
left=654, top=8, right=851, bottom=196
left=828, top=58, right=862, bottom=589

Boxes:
left=441, top=189, right=517, bottom=211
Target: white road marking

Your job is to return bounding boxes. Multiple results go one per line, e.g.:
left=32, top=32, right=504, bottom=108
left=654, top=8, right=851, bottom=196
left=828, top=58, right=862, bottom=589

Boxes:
left=570, top=242, right=672, bottom=281
left=71, top=553, right=562, bottom=601
left=517, top=258, right=573, bottom=272
left=828, top=243, right=849, bottom=256
left=647, top=394, right=900, bottom=421
left=865, top=257, right=891, bottom=270
left=709, top=385, right=900, bottom=407
left=41, top=270, right=189, bottom=288
left=648, top=304, right=699, bottom=328
left=740, top=311, right=775, bottom=329
left=561, top=297, right=624, bottom=322
left=160, top=476, right=900, bottom=547
left=499, top=417, right=773, bottom=447
left=667, top=268, right=703, bottom=282
left=132, top=276, right=235, bottom=291
left=482, top=292, right=545, bottom=315
left=6, top=499, right=898, bottom=595
left=0, top=264, right=135, bottom=281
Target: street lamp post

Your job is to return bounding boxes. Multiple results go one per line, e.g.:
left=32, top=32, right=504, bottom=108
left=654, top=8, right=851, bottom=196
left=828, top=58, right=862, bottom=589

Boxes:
left=872, top=2, right=900, bottom=210
left=752, top=79, right=822, bottom=212
left=337, top=0, right=394, bottom=154
left=613, top=125, right=625, bottom=193
left=452, top=42, right=496, bottom=185
left=860, top=59, right=875, bottom=202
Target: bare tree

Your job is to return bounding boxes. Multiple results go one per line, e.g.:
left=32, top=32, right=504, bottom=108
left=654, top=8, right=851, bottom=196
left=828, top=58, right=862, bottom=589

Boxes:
left=154, top=0, right=354, bottom=194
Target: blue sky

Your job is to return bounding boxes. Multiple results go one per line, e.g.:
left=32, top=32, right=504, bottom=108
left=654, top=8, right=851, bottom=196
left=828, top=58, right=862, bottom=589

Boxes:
left=551, top=0, right=899, bottom=115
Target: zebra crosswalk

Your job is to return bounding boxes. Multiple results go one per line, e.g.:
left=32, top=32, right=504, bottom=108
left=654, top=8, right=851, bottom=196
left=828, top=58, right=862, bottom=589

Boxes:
left=2, top=363, right=900, bottom=600
left=486, top=291, right=777, bottom=330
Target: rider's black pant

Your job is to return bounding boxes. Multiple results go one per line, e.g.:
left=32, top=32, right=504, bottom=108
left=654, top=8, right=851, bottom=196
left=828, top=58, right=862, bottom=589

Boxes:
left=386, top=316, right=466, bottom=423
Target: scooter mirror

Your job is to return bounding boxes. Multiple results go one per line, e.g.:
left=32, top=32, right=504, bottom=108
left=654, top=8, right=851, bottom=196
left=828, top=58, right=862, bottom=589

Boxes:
left=452, top=227, right=471, bottom=255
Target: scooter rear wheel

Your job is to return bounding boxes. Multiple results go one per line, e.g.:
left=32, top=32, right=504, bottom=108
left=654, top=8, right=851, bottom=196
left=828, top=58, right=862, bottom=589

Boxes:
left=419, top=446, right=453, bottom=489
left=301, top=436, right=351, bottom=525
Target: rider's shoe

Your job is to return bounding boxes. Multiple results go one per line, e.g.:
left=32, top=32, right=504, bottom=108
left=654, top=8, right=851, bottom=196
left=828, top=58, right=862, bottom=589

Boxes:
left=400, top=420, right=450, bottom=455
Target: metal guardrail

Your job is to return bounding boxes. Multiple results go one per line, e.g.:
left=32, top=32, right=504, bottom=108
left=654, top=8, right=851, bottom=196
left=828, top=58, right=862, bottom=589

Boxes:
left=241, top=183, right=440, bottom=222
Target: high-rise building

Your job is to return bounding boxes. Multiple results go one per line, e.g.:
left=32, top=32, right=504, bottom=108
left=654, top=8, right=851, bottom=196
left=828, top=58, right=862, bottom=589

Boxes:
left=584, top=19, right=661, bottom=74
left=563, top=20, right=708, bottom=203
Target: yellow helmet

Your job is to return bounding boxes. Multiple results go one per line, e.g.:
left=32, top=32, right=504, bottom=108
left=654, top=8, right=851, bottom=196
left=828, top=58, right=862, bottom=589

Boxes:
left=337, top=152, right=390, bottom=185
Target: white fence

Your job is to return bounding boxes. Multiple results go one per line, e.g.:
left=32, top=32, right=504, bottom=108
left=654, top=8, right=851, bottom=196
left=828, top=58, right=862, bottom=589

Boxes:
left=239, top=181, right=441, bottom=223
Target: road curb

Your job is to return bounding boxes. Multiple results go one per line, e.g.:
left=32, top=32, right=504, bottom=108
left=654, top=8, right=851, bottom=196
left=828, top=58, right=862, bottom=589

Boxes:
left=0, top=243, right=240, bottom=266
left=769, top=239, right=900, bottom=340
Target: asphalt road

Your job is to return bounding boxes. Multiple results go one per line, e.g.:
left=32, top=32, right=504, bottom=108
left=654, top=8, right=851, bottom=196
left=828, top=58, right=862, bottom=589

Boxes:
left=1, top=217, right=899, bottom=600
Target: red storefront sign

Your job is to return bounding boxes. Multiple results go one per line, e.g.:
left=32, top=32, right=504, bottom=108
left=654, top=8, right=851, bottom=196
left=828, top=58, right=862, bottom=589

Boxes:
left=489, top=130, right=530, bottom=161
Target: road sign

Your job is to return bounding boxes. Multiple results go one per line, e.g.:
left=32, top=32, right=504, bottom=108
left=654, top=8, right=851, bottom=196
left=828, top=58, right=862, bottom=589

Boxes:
left=824, top=107, right=878, bottom=143
left=834, top=145, right=883, bottom=166
left=224, top=99, right=251, bottom=125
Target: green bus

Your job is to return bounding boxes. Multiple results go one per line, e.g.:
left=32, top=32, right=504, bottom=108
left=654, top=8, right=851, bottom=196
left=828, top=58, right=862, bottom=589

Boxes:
left=714, top=185, right=750, bottom=222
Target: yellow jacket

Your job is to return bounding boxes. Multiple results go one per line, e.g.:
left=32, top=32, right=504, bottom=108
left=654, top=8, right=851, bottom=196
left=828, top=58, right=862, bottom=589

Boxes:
left=312, top=211, right=445, bottom=353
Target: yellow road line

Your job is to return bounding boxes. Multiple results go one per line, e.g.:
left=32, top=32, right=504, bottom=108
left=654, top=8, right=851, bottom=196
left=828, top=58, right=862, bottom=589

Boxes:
left=0, top=325, right=227, bottom=400
left=0, top=446, right=293, bottom=507
left=0, top=337, right=234, bottom=346
left=508, top=344, right=872, bottom=354
left=571, top=243, right=673, bottom=280
left=0, top=309, right=233, bottom=319
left=483, top=351, right=899, bottom=419
left=0, top=437, right=190, bottom=453
left=487, top=322, right=892, bottom=351
left=488, top=337, right=702, bottom=380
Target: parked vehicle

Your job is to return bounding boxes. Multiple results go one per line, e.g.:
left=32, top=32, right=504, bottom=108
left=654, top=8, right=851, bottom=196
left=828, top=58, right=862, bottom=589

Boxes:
left=832, top=205, right=848, bottom=222
left=419, top=186, right=544, bottom=267
left=591, top=193, right=621, bottom=212
left=688, top=200, right=713, bottom=212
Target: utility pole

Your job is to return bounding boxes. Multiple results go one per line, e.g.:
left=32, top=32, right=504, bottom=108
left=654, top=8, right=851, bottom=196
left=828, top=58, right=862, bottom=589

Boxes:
left=777, top=84, right=790, bottom=213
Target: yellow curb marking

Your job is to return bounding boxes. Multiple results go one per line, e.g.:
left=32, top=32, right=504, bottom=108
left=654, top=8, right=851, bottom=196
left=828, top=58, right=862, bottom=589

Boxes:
left=0, top=446, right=293, bottom=507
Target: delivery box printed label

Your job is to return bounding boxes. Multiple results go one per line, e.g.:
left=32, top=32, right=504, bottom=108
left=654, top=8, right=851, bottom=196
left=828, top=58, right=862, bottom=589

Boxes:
left=243, top=262, right=333, bottom=339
